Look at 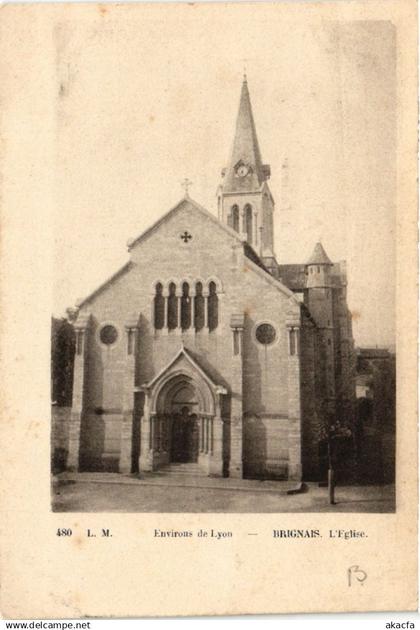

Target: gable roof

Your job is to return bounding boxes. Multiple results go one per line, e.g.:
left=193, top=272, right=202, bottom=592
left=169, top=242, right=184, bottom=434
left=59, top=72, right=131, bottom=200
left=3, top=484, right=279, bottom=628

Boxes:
left=74, top=195, right=295, bottom=310
left=76, top=261, right=133, bottom=309
left=128, top=195, right=244, bottom=252
left=243, top=254, right=297, bottom=300
left=141, top=345, right=227, bottom=393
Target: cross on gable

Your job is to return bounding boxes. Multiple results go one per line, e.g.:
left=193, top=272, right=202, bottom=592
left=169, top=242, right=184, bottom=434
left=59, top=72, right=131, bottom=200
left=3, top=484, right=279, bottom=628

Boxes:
left=181, top=178, right=193, bottom=196
left=180, top=231, right=192, bottom=243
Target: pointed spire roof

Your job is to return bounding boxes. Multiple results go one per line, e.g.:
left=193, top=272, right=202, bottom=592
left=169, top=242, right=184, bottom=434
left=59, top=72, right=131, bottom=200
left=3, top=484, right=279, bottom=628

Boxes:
left=306, top=242, right=333, bottom=266
left=221, top=76, right=270, bottom=192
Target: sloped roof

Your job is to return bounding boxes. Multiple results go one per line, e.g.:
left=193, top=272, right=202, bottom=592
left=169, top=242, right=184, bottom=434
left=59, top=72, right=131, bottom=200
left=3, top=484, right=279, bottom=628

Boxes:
left=74, top=196, right=294, bottom=309
left=243, top=241, right=269, bottom=272
left=306, top=242, right=333, bottom=265
left=278, top=264, right=307, bottom=290
left=221, top=77, right=270, bottom=193
left=142, top=345, right=227, bottom=393
left=76, top=262, right=133, bottom=309
left=127, top=195, right=243, bottom=252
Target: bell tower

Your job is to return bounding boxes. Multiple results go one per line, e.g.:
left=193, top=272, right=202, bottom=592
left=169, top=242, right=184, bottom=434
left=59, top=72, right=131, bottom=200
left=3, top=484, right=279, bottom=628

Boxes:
left=305, top=242, right=336, bottom=405
left=217, top=76, right=276, bottom=267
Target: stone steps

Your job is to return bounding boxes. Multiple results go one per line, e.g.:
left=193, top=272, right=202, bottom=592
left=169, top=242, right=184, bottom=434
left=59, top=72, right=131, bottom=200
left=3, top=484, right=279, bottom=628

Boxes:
left=160, top=463, right=207, bottom=477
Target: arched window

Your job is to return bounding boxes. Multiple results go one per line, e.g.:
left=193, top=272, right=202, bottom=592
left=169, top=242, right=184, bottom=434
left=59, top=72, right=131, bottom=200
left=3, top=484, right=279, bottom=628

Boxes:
left=244, top=204, right=253, bottom=243
left=194, top=282, right=204, bottom=331
left=288, top=328, right=299, bottom=355
left=228, top=205, right=239, bottom=232
left=167, top=282, right=177, bottom=330
left=208, top=281, right=218, bottom=331
left=181, top=282, right=191, bottom=330
left=154, top=282, right=164, bottom=329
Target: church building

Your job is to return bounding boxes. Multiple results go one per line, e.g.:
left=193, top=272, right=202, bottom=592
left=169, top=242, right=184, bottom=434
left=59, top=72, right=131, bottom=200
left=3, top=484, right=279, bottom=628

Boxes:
left=63, top=77, right=356, bottom=481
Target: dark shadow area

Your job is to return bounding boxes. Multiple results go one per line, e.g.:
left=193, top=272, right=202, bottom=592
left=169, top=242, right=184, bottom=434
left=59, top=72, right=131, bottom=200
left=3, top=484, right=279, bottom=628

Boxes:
left=242, top=414, right=267, bottom=480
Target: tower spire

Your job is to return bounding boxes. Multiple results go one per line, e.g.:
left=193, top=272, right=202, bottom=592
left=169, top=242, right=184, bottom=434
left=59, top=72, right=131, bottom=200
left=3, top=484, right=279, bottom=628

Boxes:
left=221, top=77, right=270, bottom=193
left=217, top=77, right=275, bottom=263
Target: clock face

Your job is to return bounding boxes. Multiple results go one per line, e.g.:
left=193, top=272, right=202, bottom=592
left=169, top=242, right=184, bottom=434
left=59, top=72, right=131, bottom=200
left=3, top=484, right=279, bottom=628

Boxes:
left=236, top=164, right=249, bottom=177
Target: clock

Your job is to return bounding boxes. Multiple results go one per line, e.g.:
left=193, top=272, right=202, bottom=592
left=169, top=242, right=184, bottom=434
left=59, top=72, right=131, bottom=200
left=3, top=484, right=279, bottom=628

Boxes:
left=236, top=164, right=250, bottom=177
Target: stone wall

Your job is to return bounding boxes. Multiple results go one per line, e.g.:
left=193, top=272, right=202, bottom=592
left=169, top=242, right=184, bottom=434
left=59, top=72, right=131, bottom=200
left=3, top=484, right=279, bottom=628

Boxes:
left=71, top=200, right=301, bottom=478
left=300, top=314, right=321, bottom=480
left=51, top=406, right=71, bottom=472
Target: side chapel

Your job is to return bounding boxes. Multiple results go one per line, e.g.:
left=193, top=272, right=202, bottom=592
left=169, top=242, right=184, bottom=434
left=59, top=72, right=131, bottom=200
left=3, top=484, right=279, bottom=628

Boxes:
left=64, top=77, right=356, bottom=481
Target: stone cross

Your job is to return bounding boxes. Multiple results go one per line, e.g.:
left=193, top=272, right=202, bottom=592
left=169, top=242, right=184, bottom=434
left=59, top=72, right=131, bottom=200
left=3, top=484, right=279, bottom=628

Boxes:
left=181, top=178, right=193, bottom=196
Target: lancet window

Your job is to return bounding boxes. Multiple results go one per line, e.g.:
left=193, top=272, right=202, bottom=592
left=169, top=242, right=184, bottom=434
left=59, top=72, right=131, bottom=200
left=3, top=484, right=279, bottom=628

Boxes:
left=181, top=282, right=191, bottom=331
left=153, top=282, right=165, bottom=330
left=228, top=205, right=240, bottom=232
left=167, top=282, right=178, bottom=330
left=153, top=280, right=220, bottom=332
left=208, top=281, right=218, bottom=331
left=194, top=282, right=205, bottom=331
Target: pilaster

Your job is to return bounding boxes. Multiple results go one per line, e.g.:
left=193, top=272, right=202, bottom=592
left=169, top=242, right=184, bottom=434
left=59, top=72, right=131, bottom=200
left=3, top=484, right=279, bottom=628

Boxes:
left=208, top=389, right=226, bottom=476
left=67, top=313, right=90, bottom=471
left=229, top=313, right=244, bottom=478
left=119, top=313, right=139, bottom=473
left=139, top=388, right=154, bottom=472
left=286, top=309, right=302, bottom=481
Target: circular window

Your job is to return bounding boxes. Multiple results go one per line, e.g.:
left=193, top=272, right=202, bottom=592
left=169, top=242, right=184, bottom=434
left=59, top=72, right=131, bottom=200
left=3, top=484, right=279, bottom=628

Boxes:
left=100, top=325, right=118, bottom=345
left=255, top=323, right=276, bottom=345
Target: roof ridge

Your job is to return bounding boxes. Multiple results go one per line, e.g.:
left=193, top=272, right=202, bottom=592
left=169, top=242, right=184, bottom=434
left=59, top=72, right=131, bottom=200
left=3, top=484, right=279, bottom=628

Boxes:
left=128, top=196, right=244, bottom=252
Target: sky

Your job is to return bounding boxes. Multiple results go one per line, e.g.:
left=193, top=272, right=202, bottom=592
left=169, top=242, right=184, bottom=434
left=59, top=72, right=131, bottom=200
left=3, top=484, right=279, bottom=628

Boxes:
left=53, top=7, right=396, bottom=348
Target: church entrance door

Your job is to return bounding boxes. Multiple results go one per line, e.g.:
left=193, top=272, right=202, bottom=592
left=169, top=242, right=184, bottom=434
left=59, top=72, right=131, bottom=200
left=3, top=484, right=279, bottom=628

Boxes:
left=171, top=406, right=199, bottom=463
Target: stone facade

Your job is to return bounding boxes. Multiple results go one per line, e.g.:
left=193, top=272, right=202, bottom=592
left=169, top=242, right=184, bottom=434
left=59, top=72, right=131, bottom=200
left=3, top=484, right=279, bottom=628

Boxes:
left=54, top=77, right=356, bottom=482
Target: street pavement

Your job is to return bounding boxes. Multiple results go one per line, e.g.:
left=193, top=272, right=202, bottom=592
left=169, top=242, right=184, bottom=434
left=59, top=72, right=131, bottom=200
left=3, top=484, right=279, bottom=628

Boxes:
left=52, top=473, right=395, bottom=513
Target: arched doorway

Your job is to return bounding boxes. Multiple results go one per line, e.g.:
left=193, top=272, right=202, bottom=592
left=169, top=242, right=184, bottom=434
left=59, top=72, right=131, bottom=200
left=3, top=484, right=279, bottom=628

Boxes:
left=171, top=406, right=199, bottom=463
left=168, top=383, right=199, bottom=463
left=139, top=348, right=227, bottom=476
left=151, top=375, right=205, bottom=468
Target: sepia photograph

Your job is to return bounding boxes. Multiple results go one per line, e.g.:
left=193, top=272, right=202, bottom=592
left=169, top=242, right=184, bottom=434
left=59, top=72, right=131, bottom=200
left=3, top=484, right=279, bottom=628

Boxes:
left=50, top=14, right=397, bottom=514
left=1, top=1, right=417, bottom=619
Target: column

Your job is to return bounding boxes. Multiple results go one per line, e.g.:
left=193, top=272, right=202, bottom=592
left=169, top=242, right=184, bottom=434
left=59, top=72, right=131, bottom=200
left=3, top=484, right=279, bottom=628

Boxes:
left=119, top=315, right=139, bottom=473
left=162, top=289, right=168, bottom=334
left=153, top=416, right=159, bottom=451
left=215, top=292, right=224, bottom=336
left=67, top=313, right=90, bottom=471
left=189, top=288, right=196, bottom=333
left=208, top=391, right=225, bottom=476
left=150, top=415, right=155, bottom=450
left=229, top=313, right=245, bottom=478
left=253, top=211, right=258, bottom=250
left=240, top=208, right=246, bottom=239
left=203, top=288, right=209, bottom=331
left=139, top=389, right=153, bottom=472
left=175, top=287, right=182, bottom=335
left=286, top=310, right=302, bottom=481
